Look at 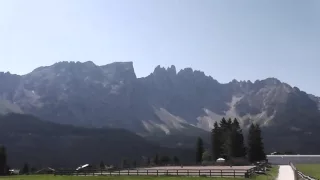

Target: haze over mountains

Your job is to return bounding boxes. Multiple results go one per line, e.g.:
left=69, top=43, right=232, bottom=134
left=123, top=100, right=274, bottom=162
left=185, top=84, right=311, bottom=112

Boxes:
left=1, top=61, right=320, bottom=155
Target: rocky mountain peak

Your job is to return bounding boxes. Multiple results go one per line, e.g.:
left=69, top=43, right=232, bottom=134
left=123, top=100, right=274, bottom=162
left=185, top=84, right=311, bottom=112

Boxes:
left=153, top=65, right=176, bottom=76
left=259, top=77, right=282, bottom=86
left=100, top=61, right=136, bottom=82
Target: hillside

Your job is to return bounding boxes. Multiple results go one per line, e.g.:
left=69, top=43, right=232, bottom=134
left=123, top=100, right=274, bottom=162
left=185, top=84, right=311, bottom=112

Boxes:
left=1, top=61, right=320, bottom=153
left=0, top=113, right=194, bottom=168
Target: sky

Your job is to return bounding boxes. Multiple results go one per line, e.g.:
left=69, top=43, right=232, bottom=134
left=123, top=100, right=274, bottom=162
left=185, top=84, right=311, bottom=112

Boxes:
left=0, top=0, right=320, bottom=95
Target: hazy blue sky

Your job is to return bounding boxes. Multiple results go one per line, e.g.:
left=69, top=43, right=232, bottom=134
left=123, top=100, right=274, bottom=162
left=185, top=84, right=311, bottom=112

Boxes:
left=1, top=0, right=320, bottom=95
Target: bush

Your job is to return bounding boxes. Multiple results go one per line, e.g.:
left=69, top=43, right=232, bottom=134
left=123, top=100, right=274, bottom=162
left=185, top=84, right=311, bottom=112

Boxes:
left=229, top=157, right=250, bottom=166
left=201, top=161, right=214, bottom=166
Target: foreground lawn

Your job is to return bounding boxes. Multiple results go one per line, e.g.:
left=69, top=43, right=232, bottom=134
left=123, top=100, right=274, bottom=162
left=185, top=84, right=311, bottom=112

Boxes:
left=0, top=167, right=279, bottom=180
left=0, top=175, right=244, bottom=180
left=250, top=165, right=279, bottom=180
left=296, top=164, right=320, bottom=179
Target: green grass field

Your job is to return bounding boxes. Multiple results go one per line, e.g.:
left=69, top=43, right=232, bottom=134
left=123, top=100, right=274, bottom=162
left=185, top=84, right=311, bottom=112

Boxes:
left=296, top=164, right=320, bottom=179
left=0, top=166, right=279, bottom=180
left=249, top=165, right=278, bottom=180
left=0, top=176, right=243, bottom=180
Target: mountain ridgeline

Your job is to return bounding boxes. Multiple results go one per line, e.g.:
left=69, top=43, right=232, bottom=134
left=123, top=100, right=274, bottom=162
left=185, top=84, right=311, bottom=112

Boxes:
left=1, top=61, right=320, bottom=153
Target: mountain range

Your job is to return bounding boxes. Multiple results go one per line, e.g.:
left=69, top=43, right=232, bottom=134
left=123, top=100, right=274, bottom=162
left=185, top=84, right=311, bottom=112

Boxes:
left=1, top=61, right=320, bottom=155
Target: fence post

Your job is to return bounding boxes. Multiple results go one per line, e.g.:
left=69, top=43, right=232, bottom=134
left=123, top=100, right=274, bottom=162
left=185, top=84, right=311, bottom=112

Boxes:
left=187, top=169, right=189, bottom=176
left=147, top=170, right=148, bottom=175
left=221, top=170, right=223, bottom=177
left=210, top=169, right=211, bottom=177
left=137, top=170, right=138, bottom=176
left=245, top=172, right=249, bottom=178
left=234, top=170, right=235, bottom=177
left=157, top=170, right=158, bottom=176
left=109, top=171, right=111, bottom=176
left=167, top=170, right=168, bottom=176
left=177, top=170, right=178, bottom=176
left=199, top=170, right=200, bottom=176
left=118, top=170, right=120, bottom=176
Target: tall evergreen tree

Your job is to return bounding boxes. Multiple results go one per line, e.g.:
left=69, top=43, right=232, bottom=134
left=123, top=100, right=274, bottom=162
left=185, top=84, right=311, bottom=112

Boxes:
left=196, top=137, right=204, bottom=164
left=147, top=157, right=151, bottom=166
left=100, top=161, right=105, bottom=169
left=0, top=146, right=7, bottom=175
left=219, top=117, right=228, bottom=130
left=227, top=118, right=233, bottom=130
left=121, top=159, right=127, bottom=168
left=231, top=118, right=246, bottom=158
left=173, top=156, right=179, bottom=165
left=154, top=154, right=159, bottom=165
left=212, top=122, right=222, bottom=161
left=254, top=124, right=266, bottom=161
left=248, top=124, right=266, bottom=162
left=132, top=160, right=137, bottom=168
left=219, top=117, right=233, bottom=160
left=22, top=163, right=29, bottom=175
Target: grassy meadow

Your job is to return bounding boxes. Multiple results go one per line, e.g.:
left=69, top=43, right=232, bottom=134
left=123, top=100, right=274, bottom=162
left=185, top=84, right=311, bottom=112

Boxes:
left=0, top=166, right=279, bottom=180
left=0, top=176, right=243, bottom=180
left=296, top=164, right=320, bottom=179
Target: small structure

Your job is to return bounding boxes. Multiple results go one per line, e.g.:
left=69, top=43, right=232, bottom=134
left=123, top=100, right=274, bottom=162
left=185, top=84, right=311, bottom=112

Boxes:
left=9, top=169, right=20, bottom=175
left=216, top=158, right=225, bottom=163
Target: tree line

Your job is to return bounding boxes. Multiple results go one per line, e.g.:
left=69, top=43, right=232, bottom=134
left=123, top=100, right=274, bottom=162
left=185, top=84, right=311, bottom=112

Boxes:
left=196, top=118, right=266, bottom=164
left=0, top=145, right=36, bottom=176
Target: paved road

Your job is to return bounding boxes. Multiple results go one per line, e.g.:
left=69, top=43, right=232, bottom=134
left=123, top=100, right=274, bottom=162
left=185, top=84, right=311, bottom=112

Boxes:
left=277, top=165, right=294, bottom=180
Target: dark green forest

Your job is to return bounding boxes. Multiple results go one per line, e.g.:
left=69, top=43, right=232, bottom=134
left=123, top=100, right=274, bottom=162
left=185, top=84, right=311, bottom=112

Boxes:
left=0, top=113, right=194, bottom=168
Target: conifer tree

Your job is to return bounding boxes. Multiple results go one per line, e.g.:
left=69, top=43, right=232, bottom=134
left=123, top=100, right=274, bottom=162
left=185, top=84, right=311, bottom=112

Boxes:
left=22, top=163, right=29, bottom=175
left=173, top=156, right=179, bottom=165
left=100, top=161, right=105, bottom=169
left=248, top=124, right=266, bottom=162
left=0, top=146, right=7, bottom=175
left=154, top=154, right=159, bottom=165
left=227, top=118, right=233, bottom=130
left=231, top=118, right=246, bottom=158
left=196, top=137, right=204, bottom=164
left=212, top=122, right=222, bottom=161
left=132, top=160, right=137, bottom=168
left=219, top=117, right=228, bottom=130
